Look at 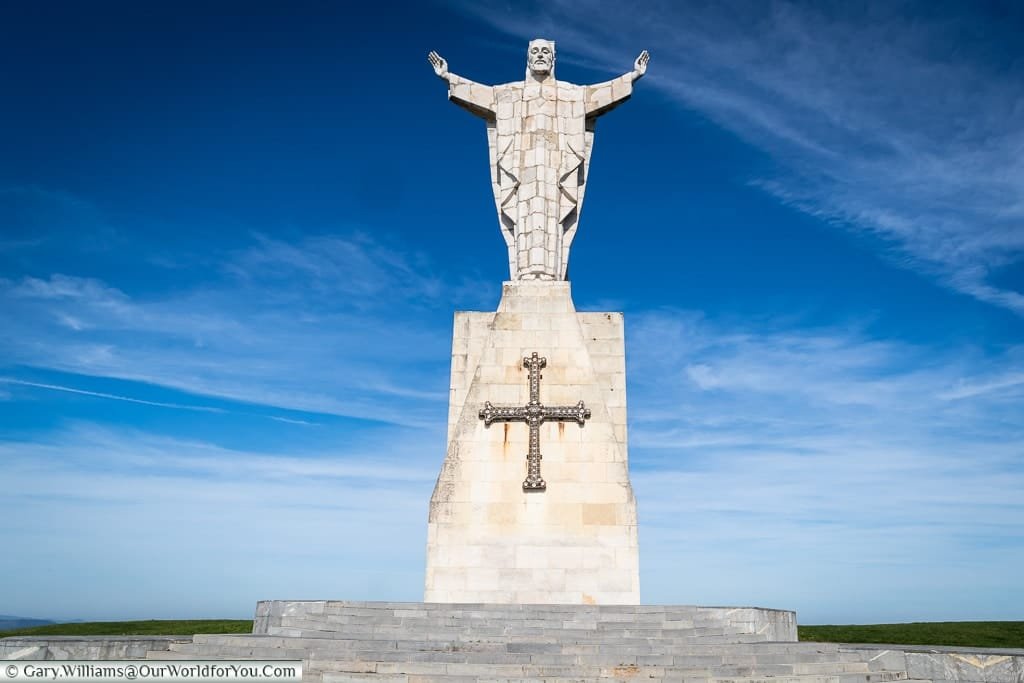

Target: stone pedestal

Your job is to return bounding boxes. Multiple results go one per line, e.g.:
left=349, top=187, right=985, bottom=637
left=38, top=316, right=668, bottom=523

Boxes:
left=424, top=281, right=639, bottom=604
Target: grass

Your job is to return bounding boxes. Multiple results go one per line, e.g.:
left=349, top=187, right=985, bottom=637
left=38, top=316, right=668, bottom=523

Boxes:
left=3, top=619, right=1022, bottom=650
left=0, top=620, right=252, bottom=638
left=799, top=622, right=1024, bottom=649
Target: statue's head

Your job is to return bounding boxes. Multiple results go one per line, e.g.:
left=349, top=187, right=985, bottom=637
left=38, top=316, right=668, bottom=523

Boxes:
left=527, top=39, right=555, bottom=77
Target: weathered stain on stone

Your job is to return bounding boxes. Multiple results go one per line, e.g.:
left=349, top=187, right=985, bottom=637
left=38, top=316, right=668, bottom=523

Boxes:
left=610, top=664, right=640, bottom=678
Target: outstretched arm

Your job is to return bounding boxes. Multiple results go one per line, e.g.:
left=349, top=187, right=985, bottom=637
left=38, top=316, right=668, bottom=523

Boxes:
left=428, top=50, right=495, bottom=120
left=585, top=50, right=649, bottom=118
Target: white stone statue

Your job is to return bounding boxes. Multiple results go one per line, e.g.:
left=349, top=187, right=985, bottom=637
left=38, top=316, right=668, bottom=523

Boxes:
left=429, top=40, right=649, bottom=281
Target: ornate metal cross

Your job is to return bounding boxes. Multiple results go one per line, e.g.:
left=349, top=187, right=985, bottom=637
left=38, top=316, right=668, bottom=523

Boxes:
left=479, top=351, right=591, bottom=491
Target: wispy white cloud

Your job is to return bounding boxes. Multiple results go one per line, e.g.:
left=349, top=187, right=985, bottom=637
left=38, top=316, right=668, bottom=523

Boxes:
left=0, top=377, right=329, bottom=426
left=267, top=415, right=320, bottom=426
left=3, top=422, right=437, bottom=484
left=0, top=377, right=226, bottom=413
left=0, top=423, right=435, bottom=621
left=938, top=370, right=1024, bottom=401
left=629, top=308, right=1024, bottom=454
left=225, top=233, right=447, bottom=305
left=625, top=308, right=1024, bottom=621
left=0, top=227, right=480, bottom=427
left=460, top=0, right=1024, bottom=314
left=0, top=180, right=501, bottom=429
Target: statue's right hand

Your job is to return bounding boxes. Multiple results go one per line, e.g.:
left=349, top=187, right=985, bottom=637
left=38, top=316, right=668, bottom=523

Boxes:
left=428, top=51, right=448, bottom=79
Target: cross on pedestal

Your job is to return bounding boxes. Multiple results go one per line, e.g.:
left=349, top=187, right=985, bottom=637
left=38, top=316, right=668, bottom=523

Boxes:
left=479, top=351, right=591, bottom=491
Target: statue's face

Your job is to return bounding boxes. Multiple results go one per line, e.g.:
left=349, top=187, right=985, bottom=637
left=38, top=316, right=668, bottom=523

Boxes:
left=527, top=39, right=555, bottom=75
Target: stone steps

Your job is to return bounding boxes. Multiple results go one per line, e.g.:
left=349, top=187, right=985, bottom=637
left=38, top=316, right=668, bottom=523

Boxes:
left=314, top=671, right=911, bottom=683
left=149, top=652, right=905, bottom=683
left=148, top=644, right=913, bottom=682
left=313, top=662, right=883, bottom=677
left=264, top=628, right=767, bottom=641
left=183, top=634, right=852, bottom=651
left=142, top=602, right=924, bottom=683
left=315, top=679, right=924, bottom=683
left=258, top=602, right=775, bottom=619
left=263, top=629, right=770, bottom=645
left=154, top=646, right=878, bottom=671
left=258, top=603, right=780, bottom=620
left=266, top=619, right=753, bottom=634
left=164, top=635, right=871, bottom=662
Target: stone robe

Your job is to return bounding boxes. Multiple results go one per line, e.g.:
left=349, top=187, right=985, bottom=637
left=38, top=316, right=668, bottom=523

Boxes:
left=447, top=70, right=635, bottom=280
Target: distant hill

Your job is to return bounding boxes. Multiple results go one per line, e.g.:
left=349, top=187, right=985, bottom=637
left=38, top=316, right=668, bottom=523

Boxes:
left=0, top=615, right=56, bottom=631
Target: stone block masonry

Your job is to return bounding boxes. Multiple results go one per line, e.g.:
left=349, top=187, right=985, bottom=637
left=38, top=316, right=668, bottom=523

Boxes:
left=425, top=280, right=639, bottom=604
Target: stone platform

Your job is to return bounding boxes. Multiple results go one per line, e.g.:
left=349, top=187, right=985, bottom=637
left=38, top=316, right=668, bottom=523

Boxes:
left=7, top=601, right=1024, bottom=683
left=163, top=600, right=906, bottom=682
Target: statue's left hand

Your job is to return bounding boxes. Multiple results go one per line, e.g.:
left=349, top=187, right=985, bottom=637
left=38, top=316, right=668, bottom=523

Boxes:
left=633, top=50, right=650, bottom=78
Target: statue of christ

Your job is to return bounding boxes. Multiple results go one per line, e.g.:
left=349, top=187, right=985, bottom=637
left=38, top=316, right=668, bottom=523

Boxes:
left=429, top=40, right=649, bottom=281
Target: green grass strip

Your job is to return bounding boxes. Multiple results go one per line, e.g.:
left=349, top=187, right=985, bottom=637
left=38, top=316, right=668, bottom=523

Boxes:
left=0, top=620, right=252, bottom=638
left=799, top=622, right=1024, bottom=649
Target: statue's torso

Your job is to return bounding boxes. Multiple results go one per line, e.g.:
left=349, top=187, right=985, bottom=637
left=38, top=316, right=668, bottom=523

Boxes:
left=488, top=80, right=593, bottom=280
left=493, top=79, right=586, bottom=145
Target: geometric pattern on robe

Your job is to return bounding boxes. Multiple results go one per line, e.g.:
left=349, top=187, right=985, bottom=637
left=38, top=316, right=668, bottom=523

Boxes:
left=447, top=69, right=634, bottom=280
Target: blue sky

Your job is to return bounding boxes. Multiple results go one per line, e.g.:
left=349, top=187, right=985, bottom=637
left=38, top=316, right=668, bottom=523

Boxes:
left=2, top=0, right=1023, bottom=625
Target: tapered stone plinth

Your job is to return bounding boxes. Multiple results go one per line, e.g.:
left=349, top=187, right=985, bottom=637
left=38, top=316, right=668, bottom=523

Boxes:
left=425, top=280, right=639, bottom=604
